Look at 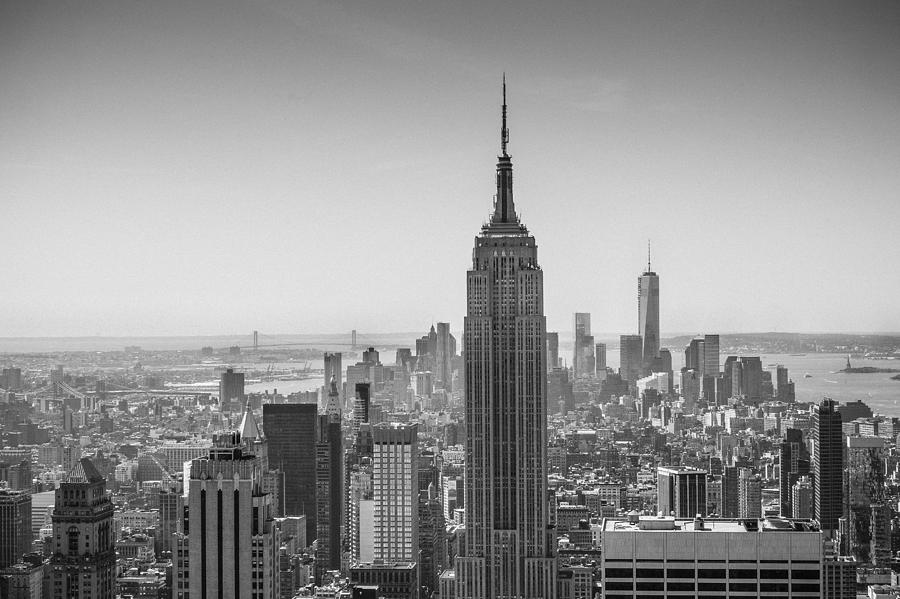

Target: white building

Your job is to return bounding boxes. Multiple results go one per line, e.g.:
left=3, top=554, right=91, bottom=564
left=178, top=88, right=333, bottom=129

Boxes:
left=601, top=515, right=823, bottom=598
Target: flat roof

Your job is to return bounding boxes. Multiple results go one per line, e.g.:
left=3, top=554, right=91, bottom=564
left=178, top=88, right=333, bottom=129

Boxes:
left=604, top=517, right=820, bottom=533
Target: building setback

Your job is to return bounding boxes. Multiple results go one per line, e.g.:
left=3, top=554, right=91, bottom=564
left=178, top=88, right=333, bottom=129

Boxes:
left=454, top=80, right=556, bottom=599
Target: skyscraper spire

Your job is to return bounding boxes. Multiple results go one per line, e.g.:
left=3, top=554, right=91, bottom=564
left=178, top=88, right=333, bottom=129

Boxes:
left=647, top=239, right=652, bottom=272
left=501, top=73, right=509, bottom=157
left=489, top=74, right=519, bottom=229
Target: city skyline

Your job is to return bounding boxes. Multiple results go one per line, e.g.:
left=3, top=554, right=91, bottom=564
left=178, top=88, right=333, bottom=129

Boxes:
left=3, top=0, right=900, bottom=337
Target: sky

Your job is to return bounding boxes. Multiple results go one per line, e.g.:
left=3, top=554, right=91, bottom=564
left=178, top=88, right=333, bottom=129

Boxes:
left=2, top=0, right=900, bottom=338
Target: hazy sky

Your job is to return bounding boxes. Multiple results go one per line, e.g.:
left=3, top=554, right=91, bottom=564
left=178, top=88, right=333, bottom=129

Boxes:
left=3, top=0, right=900, bottom=338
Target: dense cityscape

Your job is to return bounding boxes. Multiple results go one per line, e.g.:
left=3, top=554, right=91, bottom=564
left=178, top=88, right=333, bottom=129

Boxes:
left=3, top=84, right=900, bottom=599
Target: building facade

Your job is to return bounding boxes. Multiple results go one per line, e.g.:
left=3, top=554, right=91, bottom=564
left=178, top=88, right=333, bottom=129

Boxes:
left=49, top=458, right=115, bottom=599
left=455, top=81, right=556, bottom=599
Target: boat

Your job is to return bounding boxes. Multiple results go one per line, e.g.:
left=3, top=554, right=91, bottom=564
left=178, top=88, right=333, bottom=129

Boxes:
left=804, top=373, right=812, bottom=378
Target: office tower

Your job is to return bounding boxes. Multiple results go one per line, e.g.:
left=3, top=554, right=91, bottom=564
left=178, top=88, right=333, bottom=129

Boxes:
left=846, top=436, right=886, bottom=563
left=600, top=515, right=823, bottom=599
left=1, top=367, right=22, bottom=390
left=372, top=423, right=418, bottom=563
left=779, top=429, right=810, bottom=517
left=158, top=485, right=183, bottom=556
left=548, top=368, right=574, bottom=414
left=739, top=356, right=762, bottom=403
left=351, top=329, right=357, bottom=349
left=50, top=458, right=115, bottom=599
left=813, top=398, right=843, bottom=532
left=419, top=484, right=446, bottom=597
left=595, top=343, right=607, bottom=372
left=870, top=503, right=891, bottom=566
left=657, top=467, right=707, bottom=517
left=792, top=476, right=813, bottom=519
left=352, top=383, right=371, bottom=439
left=0, top=456, right=31, bottom=491
left=637, top=247, right=660, bottom=370
left=219, top=367, right=245, bottom=411
left=263, top=402, right=318, bottom=542
left=348, top=465, right=374, bottom=564
left=702, top=334, right=720, bottom=376
left=435, top=322, right=454, bottom=392
left=456, top=81, right=556, bottom=599
left=573, top=313, right=594, bottom=378
left=684, top=338, right=704, bottom=371
left=619, top=335, right=643, bottom=386
left=187, top=431, right=278, bottom=599
left=722, top=465, right=739, bottom=518
left=0, top=489, right=31, bottom=568
left=362, top=347, right=380, bottom=365
left=546, top=332, right=559, bottom=373
left=324, top=352, right=342, bottom=390
left=738, top=469, right=762, bottom=518
left=315, top=379, right=343, bottom=580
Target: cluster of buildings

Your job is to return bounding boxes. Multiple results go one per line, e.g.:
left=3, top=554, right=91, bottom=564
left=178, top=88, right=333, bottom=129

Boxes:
left=3, top=85, right=900, bottom=599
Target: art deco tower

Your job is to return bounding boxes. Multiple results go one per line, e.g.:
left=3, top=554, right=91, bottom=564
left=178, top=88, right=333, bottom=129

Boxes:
left=455, top=78, right=556, bottom=599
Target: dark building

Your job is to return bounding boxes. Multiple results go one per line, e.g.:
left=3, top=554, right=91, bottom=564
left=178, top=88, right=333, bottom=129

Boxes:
left=657, top=467, right=707, bottom=517
left=813, top=398, right=843, bottom=532
left=218, top=367, right=245, bottom=411
left=837, top=400, right=873, bottom=422
left=315, top=398, right=343, bottom=579
left=779, top=429, right=810, bottom=518
left=619, top=335, right=643, bottom=387
left=350, top=562, right=418, bottom=599
left=50, top=458, right=115, bottom=599
left=722, top=465, right=739, bottom=518
left=548, top=367, right=574, bottom=413
left=0, top=489, right=31, bottom=568
left=546, top=332, right=559, bottom=372
left=263, top=402, right=318, bottom=542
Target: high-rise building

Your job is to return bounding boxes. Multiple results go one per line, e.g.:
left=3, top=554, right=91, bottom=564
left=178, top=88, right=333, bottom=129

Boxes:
left=186, top=431, right=278, bottom=599
left=637, top=247, right=660, bottom=371
left=263, top=402, right=318, bottom=542
left=436, top=322, right=454, bottom=392
left=157, top=485, right=183, bottom=557
left=324, top=352, right=342, bottom=391
left=50, top=458, right=115, bottom=599
left=546, top=332, right=559, bottom=372
left=792, top=476, right=813, bottom=519
left=600, top=516, right=824, bottom=599
left=738, top=469, right=762, bottom=518
left=619, top=335, right=643, bottom=386
left=813, top=398, right=843, bottom=532
left=657, top=467, right=707, bottom=518
left=595, top=343, right=607, bottom=373
left=315, top=380, right=343, bottom=580
left=372, top=423, right=418, bottom=563
left=0, top=489, right=31, bottom=569
left=573, top=313, right=594, bottom=378
left=846, top=436, right=886, bottom=563
left=684, top=338, right=704, bottom=372
left=779, top=429, right=810, bottom=517
left=219, top=367, right=245, bottom=411
left=455, top=80, right=556, bottom=599
left=702, top=334, right=720, bottom=377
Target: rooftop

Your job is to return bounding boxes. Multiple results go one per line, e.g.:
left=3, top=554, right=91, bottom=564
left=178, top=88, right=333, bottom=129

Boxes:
left=604, top=516, right=820, bottom=533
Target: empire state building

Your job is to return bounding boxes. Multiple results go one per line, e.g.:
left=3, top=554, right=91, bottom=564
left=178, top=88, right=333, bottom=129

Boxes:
left=455, top=80, right=557, bottom=599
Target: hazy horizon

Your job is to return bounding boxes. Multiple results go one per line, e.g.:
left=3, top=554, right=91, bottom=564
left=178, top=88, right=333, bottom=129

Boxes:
left=4, top=0, right=900, bottom=337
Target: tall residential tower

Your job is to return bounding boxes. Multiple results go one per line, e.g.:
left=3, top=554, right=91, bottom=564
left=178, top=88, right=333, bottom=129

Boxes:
left=455, top=78, right=556, bottom=599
